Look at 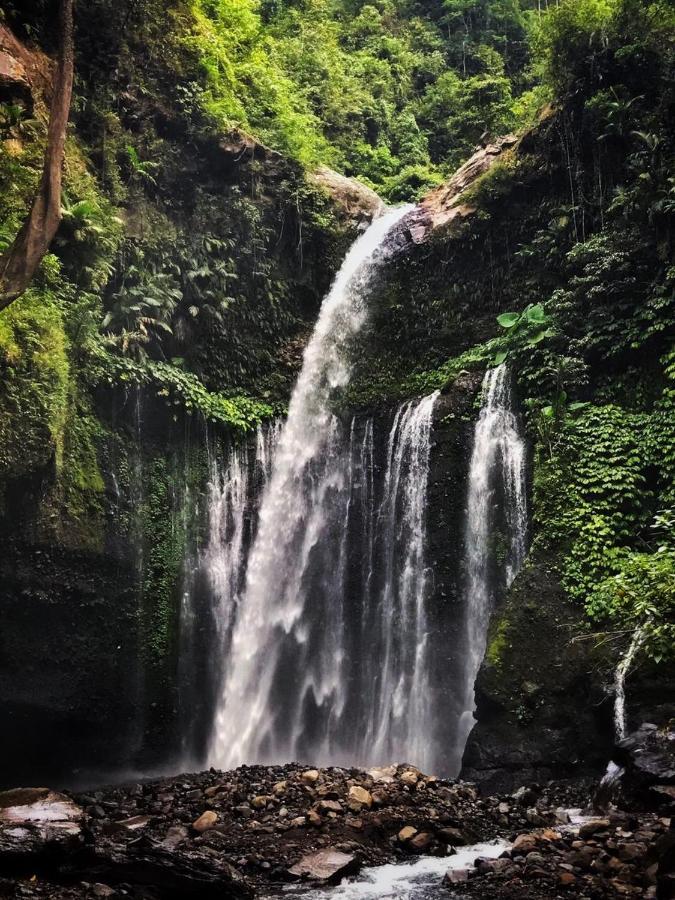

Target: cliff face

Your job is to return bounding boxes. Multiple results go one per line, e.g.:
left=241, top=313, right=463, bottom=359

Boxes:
left=1, top=5, right=673, bottom=794
left=0, top=22, right=376, bottom=788
left=461, top=550, right=613, bottom=794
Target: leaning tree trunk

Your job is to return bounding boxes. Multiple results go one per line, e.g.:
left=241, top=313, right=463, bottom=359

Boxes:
left=0, top=0, right=74, bottom=311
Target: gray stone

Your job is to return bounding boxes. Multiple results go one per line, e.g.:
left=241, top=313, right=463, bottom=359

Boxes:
left=288, top=848, right=360, bottom=884
left=444, top=868, right=470, bottom=884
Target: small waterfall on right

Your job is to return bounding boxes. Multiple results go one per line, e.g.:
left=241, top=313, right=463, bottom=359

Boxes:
left=613, top=626, right=645, bottom=741
left=452, top=364, right=528, bottom=772
left=594, top=627, right=646, bottom=810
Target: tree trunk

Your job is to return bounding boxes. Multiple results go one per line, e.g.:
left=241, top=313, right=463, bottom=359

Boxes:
left=0, top=0, right=75, bottom=312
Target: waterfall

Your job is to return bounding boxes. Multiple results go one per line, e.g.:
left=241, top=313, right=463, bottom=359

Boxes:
left=178, top=422, right=280, bottom=765
left=364, top=393, right=439, bottom=772
left=614, top=627, right=645, bottom=741
left=206, top=205, right=457, bottom=772
left=452, top=364, right=528, bottom=772
left=594, top=627, right=645, bottom=811
left=206, top=395, right=439, bottom=771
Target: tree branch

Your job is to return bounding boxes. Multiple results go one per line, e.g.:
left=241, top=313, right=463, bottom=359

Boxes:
left=0, top=0, right=75, bottom=311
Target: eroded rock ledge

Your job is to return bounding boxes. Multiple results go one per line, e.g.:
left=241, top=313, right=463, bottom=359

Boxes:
left=308, top=165, right=385, bottom=228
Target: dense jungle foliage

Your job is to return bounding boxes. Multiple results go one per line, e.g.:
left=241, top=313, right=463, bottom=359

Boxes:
left=0, top=0, right=673, bottom=674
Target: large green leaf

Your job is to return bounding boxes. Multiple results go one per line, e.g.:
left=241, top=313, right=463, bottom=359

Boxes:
left=493, top=350, right=508, bottom=365
left=497, top=312, right=520, bottom=329
left=526, top=304, right=547, bottom=324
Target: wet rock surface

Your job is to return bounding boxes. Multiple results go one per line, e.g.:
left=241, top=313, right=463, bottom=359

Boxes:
left=615, top=724, right=675, bottom=806
left=0, top=764, right=671, bottom=898
left=448, top=813, right=674, bottom=899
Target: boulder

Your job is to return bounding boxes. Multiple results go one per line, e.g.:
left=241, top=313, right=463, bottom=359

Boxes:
left=409, top=832, right=434, bottom=852
left=307, top=809, right=322, bottom=827
left=347, top=786, right=373, bottom=810
left=444, top=867, right=470, bottom=884
left=398, top=825, right=418, bottom=843
left=192, top=810, right=218, bottom=833
left=616, top=724, right=675, bottom=806
left=578, top=819, right=610, bottom=839
left=367, top=766, right=397, bottom=784
left=437, top=826, right=467, bottom=846
left=287, top=848, right=360, bottom=884
left=0, top=788, right=84, bottom=857
left=308, top=166, right=384, bottom=229
left=0, top=787, right=82, bottom=825
left=318, top=799, right=343, bottom=814
left=399, top=770, right=419, bottom=787
left=301, top=769, right=320, bottom=785
left=512, top=833, right=539, bottom=855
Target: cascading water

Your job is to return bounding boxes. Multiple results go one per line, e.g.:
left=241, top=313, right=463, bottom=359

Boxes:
left=206, top=393, right=440, bottom=771
left=594, top=626, right=646, bottom=809
left=178, top=422, right=280, bottom=765
left=613, top=626, right=645, bottom=741
left=364, top=393, right=439, bottom=772
left=205, top=206, right=455, bottom=772
left=451, top=364, right=528, bottom=773
left=203, top=422, right=281, bottom=645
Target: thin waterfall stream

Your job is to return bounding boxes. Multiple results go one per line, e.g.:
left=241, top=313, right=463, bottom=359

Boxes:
left=451, top=364, right=528, bottom=772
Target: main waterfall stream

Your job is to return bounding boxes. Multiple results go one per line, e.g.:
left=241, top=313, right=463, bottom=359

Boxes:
left=208, top=206, right=449, bottom=772
left=184, top=211, right=529, bottom=778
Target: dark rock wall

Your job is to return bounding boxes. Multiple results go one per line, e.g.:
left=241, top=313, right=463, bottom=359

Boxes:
left=461, top=550, right=615, bottom=793
left=0, top=392, right=211, bottom=789
left=0, top=541, right=143, bottom=788
left=426, top=374, right=484, bottom=760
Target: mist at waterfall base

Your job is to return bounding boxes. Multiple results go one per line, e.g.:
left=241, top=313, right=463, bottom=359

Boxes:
left=179, top=209, right=528, bottom=778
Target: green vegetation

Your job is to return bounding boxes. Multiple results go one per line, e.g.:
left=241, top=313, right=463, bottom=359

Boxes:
left=5, top=0, right=551, bottom=201
left=586, top=512, right=675, bottom=664
left=0, top=0, right=672, bottom=675
left=356, top=0, right=674, bottom=671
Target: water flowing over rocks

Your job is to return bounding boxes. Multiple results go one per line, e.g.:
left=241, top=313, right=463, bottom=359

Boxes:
left=1, top=765, right=673, bottom=898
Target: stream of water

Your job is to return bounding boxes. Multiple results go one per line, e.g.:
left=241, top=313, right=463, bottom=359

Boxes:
left=451, top=364, right=528, bottom=770
left=276, top=841, right=509, bottom=899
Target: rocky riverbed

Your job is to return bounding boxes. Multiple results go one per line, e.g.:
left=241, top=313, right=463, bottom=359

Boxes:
left=0, top=754, right=673, bottom=899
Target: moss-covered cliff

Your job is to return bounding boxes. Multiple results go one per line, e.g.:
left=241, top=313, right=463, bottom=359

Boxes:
left=0, top=0, right=673, bottom=788
left=0, top=10, right=371, bottom=785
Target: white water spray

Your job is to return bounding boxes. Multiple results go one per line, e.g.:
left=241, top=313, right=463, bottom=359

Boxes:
left=202, top=423, right=281, bottom=644
left=452, top=364, right=528, bottom=772
left=209, top=207, right=416, bottom=769
left=614, top=627, right=645, bottom=741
